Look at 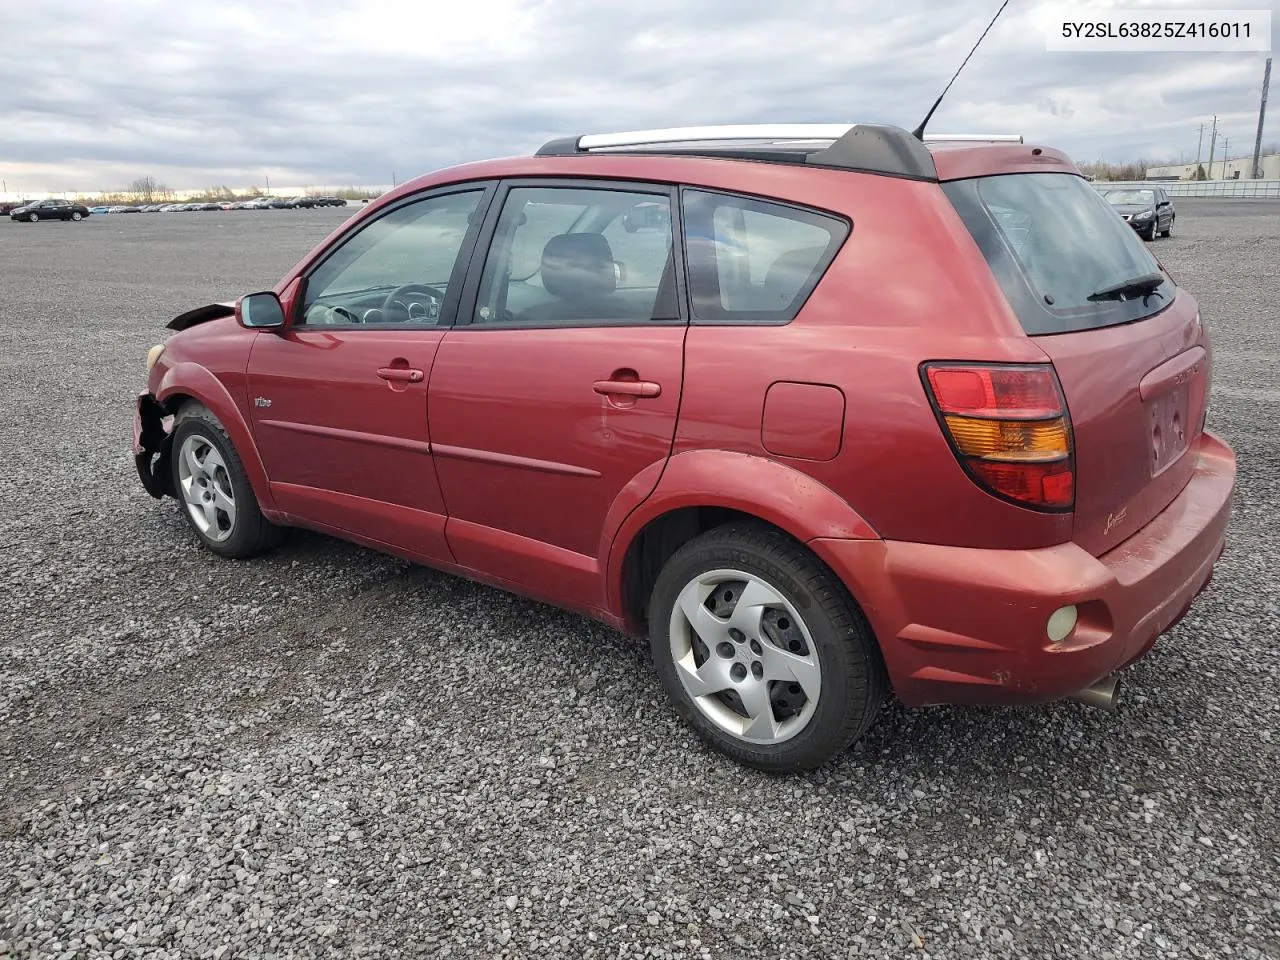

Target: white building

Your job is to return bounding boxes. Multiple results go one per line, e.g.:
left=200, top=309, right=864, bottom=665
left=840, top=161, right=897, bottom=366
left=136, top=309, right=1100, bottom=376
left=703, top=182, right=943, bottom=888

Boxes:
left=1146, top=153, right=1280, bottom=180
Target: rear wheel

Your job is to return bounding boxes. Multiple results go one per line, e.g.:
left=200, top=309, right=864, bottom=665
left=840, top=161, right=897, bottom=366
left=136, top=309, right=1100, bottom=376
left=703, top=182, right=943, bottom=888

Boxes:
left=648, top=522, right=886, bottom=773
left=169, top=402, right=284, bottom=559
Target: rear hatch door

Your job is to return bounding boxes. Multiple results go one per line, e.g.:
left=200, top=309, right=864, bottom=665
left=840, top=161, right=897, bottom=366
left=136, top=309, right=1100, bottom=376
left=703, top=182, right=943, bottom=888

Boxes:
left=943, top=172, right=1210, bottom=556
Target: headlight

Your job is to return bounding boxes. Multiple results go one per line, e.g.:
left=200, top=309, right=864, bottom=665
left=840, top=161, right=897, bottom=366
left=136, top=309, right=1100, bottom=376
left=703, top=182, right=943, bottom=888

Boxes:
left=146, top=343, right=166, bottom=371
left=1134, top=210, right=1154, bottom=220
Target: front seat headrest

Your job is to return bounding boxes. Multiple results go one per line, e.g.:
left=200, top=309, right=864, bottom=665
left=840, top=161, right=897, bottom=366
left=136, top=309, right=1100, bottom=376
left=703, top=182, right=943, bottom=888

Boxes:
left=541, top=233, right=616, bottom=301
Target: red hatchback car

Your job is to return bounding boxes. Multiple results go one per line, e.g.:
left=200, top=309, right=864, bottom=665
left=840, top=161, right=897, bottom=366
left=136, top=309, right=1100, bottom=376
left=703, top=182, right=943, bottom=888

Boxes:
left=133, top=123, right=1235, bottom=772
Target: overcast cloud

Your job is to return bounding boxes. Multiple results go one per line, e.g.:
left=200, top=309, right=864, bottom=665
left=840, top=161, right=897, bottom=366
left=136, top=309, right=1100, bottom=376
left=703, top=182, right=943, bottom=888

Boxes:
left=1, top=0, right=1276, bottom=194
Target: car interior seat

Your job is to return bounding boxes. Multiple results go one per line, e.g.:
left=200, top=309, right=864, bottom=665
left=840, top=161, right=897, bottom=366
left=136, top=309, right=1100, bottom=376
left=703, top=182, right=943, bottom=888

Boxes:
left=519, top=233, right=628, bottom=323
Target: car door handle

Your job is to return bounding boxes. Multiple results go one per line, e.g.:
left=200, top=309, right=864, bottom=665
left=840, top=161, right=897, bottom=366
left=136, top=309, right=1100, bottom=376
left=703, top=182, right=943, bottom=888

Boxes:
left=593, top=379, right=661, bottom=398
left=377, top=366, right=424, bottom=383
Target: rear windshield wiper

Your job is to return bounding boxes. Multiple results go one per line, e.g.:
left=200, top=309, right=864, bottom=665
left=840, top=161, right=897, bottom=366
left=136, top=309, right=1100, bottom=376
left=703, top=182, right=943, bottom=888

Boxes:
left=1087, top=272, right=1166, bottom=302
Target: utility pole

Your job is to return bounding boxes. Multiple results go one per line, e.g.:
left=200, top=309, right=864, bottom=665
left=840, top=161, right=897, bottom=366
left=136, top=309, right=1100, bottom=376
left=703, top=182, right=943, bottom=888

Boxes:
left=1220, top=137, right=1230, bottom=178
left=1206, top=114, right=1218, bottom=178
left=1196, top=122, right=1204, bottom=166
left=1252, top=57, right=1272, bottom=179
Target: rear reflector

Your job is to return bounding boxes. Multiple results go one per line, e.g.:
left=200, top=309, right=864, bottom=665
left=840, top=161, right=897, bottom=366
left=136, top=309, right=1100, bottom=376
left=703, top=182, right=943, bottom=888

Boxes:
left=923, top=363, right=1074, bottom=511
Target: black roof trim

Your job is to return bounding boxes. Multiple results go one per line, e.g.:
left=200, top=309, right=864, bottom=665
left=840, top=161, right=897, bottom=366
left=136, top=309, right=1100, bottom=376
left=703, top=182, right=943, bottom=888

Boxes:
left=533, top=123, right=939, bottom=182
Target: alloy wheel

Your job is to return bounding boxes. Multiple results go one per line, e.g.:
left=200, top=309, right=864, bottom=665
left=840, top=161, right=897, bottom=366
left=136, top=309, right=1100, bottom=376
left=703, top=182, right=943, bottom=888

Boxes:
left=668, top=568, right=822, bottom=745
left=176, top=435, right=237, bottom=542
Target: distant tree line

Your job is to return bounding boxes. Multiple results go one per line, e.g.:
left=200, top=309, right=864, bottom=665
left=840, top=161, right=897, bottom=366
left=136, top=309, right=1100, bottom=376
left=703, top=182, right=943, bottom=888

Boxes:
left=68, top=176, right=384, bottom=205
left=1079, top=141, right=1280, bottom=181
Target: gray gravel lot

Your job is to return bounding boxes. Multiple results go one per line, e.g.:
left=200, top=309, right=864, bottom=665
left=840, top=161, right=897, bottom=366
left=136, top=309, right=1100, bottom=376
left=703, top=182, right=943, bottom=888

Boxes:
left=1, top=200, right=1277, bottom=959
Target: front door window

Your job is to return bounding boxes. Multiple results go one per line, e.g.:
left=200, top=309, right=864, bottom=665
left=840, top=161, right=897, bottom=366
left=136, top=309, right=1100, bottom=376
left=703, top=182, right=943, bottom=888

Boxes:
left=300, top=190, right=484, bottom=327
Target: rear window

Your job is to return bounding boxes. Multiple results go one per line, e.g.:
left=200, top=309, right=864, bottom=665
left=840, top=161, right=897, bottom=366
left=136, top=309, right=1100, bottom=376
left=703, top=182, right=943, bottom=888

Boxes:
left=943, top=173, right=1175, bottom=335
left=681, top=188, right=848, bottom=324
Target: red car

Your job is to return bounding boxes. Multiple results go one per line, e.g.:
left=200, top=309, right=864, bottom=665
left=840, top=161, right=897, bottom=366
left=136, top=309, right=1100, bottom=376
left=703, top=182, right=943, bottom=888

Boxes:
left=133, top=123, right=1235, bottom=772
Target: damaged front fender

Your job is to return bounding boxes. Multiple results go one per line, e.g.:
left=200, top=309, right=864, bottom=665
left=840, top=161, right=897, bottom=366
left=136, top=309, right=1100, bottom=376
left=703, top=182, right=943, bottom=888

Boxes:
left=133, top=391, right=175, bottom=499
left=166, top=301, right=236, bottom=332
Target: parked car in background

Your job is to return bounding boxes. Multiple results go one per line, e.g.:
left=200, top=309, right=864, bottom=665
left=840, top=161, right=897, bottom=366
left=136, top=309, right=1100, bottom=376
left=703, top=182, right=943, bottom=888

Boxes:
left=132, top=123, right=1234, bottom=772
left=89, top=205, right=111, bottom=215
left=289, top=196, right=317, bottom=208
left=10, top=199, right=92, bottom=221
left=1100, top=187, right=1175, bottom=241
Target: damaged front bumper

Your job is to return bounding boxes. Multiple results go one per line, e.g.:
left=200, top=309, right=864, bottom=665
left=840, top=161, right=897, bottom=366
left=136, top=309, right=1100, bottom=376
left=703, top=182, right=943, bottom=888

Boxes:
left=133, top=391, right=174, bottom=499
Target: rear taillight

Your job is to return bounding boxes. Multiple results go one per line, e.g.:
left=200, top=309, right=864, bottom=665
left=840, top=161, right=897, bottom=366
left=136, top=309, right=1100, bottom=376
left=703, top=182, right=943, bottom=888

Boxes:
left=922, top=362, right=1074, bottom=511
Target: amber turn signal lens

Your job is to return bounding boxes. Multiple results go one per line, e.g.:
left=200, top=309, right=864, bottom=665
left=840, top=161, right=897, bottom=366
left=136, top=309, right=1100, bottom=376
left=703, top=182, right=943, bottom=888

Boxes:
left=943, top=415, right=1070, bottom=462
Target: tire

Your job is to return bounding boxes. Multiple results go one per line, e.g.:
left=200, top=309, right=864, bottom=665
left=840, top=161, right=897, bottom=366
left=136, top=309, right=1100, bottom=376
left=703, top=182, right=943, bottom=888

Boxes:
left=648, top=522, right=886, bottom=773
left=71, top=211, right=82, bottom=221
left=1145, top=223, right=1157, bottom=241
left=169, top=401, right=285, bottom=559
left=1161, top=217, right=1173, bottom=238
left=27, top=212, right=38, bottom=223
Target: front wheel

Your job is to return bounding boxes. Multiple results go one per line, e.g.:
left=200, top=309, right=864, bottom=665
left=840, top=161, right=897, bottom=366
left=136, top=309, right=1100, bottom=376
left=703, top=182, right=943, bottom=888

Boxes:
left=27, top=212, right=38, bottom=222
left=1145, top=222, right=1158, bottom=241
left=169, top=402, right=284, bottom=559
left=648, top=522, right=886, bottom=773
left=1161, top=217, right=1173, bottom=238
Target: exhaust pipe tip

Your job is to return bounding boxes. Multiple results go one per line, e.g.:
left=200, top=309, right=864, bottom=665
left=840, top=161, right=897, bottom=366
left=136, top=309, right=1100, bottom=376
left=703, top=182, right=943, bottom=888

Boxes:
left=1068, top=674, right=1121, bottom=711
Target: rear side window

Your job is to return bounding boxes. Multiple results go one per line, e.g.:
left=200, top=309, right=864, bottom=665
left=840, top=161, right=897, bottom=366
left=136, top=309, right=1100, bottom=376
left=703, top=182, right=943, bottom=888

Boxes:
left=472, top=185, right=679, bottom=326
left=681, top=189, right=848, bottom=324
left=943, top=173, right=1175, bottom=335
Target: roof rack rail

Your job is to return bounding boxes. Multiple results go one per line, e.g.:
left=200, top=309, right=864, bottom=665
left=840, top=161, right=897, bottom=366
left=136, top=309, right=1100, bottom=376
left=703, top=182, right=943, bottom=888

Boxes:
left=573, top=124, right=857, bottom=150
left=534, top=123, right=942, bottom=181
left=922, top=133, right=1024, bottom=143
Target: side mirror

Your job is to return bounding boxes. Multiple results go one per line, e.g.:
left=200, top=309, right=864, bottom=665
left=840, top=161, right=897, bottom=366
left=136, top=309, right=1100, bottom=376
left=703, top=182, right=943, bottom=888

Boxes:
left=237, top=291, right=286, bottom=329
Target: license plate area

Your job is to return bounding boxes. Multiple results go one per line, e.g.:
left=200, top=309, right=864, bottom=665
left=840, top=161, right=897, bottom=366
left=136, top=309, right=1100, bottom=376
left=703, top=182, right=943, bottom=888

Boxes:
left=1148, top=384, right=1189, bottom=476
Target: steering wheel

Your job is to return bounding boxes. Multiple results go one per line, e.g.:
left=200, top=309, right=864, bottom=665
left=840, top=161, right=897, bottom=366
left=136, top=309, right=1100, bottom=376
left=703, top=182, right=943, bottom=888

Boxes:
left=382, top=283, right=446, bottom=323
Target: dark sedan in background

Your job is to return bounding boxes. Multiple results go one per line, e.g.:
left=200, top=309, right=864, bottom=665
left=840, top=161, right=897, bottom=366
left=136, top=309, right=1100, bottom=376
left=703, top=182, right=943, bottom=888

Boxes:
left=1101, top=187, right=1175, bottom=241
left=9, top=199, right=93, bottom=222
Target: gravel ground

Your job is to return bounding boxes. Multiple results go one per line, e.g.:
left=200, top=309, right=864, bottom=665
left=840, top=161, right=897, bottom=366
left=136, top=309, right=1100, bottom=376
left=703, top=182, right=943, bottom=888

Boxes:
left=1, top=201, right=1277, bottom=959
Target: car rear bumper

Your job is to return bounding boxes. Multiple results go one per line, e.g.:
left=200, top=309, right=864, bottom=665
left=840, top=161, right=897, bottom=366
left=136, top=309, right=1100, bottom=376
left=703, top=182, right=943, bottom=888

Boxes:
left=810, top=430, right=1235, bottom=707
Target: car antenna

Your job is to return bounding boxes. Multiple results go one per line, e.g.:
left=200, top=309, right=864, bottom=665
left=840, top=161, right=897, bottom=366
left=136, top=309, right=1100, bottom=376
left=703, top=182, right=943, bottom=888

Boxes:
left=911, top=0, right=1014, bottom=140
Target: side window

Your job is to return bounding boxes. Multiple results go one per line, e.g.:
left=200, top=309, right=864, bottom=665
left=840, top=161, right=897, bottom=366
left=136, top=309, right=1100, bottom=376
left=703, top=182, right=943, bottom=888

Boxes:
left=300, top=189, right=483, bottom=327
left=681, top=189, right=848, bottom=324
left=473, top=185, right=677, bottom=325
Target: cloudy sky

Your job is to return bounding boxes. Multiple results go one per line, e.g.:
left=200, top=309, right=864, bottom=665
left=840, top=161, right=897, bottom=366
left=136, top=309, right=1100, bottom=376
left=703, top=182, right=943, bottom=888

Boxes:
left=1, top=0, right=1276, bottom=195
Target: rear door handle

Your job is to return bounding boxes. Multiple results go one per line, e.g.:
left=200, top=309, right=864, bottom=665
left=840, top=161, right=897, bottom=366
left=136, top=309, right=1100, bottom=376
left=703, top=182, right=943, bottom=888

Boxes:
left=377, top=366, right=424, bottom=383
left=593, top=379, right=661, bottom=398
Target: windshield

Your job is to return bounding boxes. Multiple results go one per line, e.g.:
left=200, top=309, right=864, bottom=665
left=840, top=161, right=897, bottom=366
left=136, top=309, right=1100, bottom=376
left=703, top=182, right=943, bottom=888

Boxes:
left=943, top=172, right=1174, bottom=335
left=1104, top=189, right=1155, bottom=205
